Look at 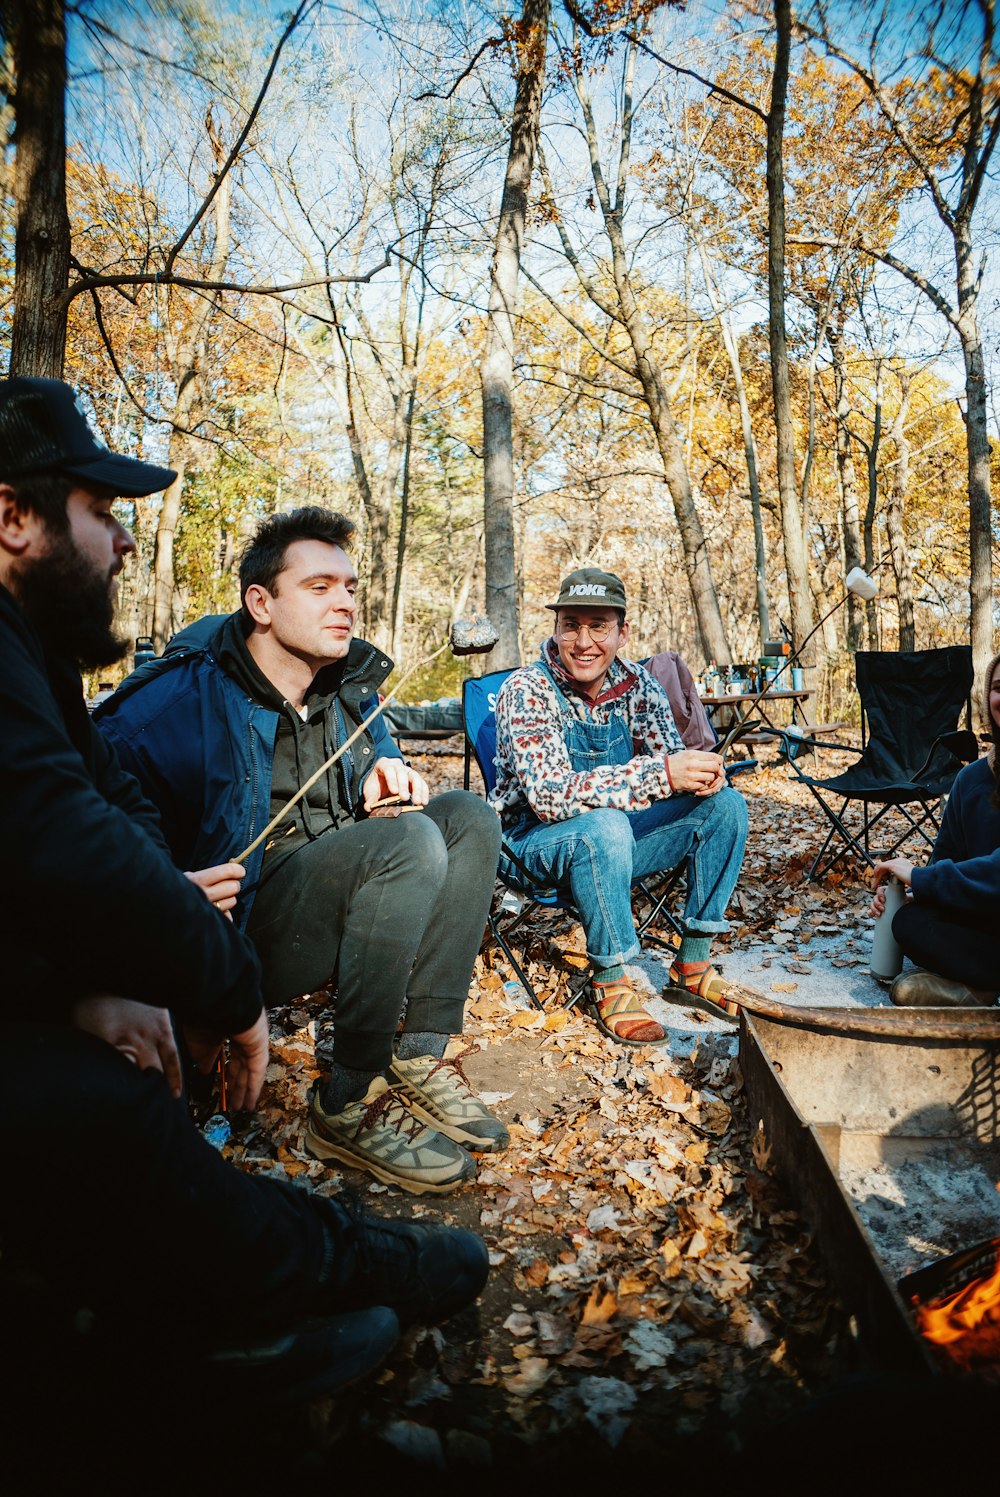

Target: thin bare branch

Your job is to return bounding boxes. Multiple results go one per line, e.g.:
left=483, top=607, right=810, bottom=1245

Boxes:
left=415, top=39, right=496, bottom=101
left=164, top=0, right=318, bottom=276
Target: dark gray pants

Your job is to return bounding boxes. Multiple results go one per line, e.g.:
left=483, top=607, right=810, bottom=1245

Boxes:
left=246, top=790, right=501, bottom=1070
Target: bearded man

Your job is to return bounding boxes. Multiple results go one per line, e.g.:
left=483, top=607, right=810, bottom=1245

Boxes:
left=0, top=377, right=488, bottom=1416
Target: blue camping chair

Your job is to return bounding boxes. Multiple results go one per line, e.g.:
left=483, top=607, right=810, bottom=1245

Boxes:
left=461, top=668, right=685, bottom=1010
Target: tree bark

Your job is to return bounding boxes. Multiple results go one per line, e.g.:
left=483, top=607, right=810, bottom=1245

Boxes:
left=955, top=215, right=994, bottom=686
left=827, top=324, right=864, bottom=650
left=701, top=259, right=770, bottom=651
left=481, top=0, right=550, bottom=671
left=886, top=369, right=915, bottom=651
left=5, top=0, right=70, bottom=377
left=151, top=114, right=231, bottom=651
left=767, top=0, right=815, bottom=680
left=862, top=372, right=882, bottom=646
left=571, top=39, right=731, bottom=663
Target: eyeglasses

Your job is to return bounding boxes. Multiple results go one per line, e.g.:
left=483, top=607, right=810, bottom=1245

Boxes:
left=555, top=617, right=617, bottom=642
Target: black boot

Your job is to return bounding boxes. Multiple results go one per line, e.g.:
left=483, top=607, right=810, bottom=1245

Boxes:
left=204, top=1304, right=400, bottom=1403
left=317, top=1194, right=489, bottom=1326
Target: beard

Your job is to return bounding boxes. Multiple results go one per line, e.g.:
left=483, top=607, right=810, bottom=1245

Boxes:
left=12, top=532, right=129, bottom=671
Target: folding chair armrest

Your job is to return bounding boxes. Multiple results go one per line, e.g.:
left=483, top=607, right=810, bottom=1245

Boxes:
left=776, top=729, right=861, bottom=754
left=910, top=728, right=980, bottom=782
left=934, top=728, right=980, bottom=764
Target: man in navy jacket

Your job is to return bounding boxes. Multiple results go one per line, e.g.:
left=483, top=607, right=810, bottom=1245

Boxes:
left=98, top=506, right=506, bottom=1194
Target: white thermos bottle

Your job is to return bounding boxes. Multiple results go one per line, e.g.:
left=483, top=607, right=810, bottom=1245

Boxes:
left=870, top=876, right=906, bottom=982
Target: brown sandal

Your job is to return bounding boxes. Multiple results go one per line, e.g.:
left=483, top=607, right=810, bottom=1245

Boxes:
left=591, top=978, right=665, bottom=1046
left=667, top=963, right=740, bottom=1023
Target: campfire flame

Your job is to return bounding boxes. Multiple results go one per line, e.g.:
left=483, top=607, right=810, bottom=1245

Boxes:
left=915, top=1243, right=1000, bottom=1371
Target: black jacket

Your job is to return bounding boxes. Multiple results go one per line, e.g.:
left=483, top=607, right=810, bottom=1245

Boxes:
left=0, top=584, right=263, bottom=1032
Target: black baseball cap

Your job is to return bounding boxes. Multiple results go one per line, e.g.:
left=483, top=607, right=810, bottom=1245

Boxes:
left=0, top=376, right=176, bottom=498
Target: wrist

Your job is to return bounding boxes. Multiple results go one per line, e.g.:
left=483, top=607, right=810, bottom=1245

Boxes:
left=664, top=755, right=674, bottom=792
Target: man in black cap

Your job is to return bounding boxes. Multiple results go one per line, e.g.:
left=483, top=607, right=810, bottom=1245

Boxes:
left=492, top=567, right=748, bottom=1043
left=0, top=376, right=488, bottom=1415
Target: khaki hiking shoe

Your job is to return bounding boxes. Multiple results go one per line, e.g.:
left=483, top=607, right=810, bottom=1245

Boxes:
left=304, top=1077, right=476, bottom=1196
left=390, top=1041, right=509, bottom=1153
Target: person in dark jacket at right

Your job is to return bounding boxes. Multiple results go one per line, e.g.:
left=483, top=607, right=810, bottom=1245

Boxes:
left=869, top=648, right=1000, bottom=1006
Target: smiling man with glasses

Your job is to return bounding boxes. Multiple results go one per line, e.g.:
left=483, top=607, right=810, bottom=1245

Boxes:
left=492, top=567, right=748, bottom=1042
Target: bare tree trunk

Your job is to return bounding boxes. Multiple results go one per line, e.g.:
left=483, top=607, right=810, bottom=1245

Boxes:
left=805, top=3, right=998, bottom=685
left=390, top=381, right=417, bottom=658
left=5, top=0, right=69, bottom=377
left=767, top=0, right=815, bottom=682
left=862, top=373, right=882, bottom=647
left=340, top=339, right=391, bottom=642
left=699, top=250, right=770, bottom=650
left=955, top=216, right=994, bottom=686
left=827, top=325, right=864, bottom=650
left=573, top=40, right=731, bottom=663
left=886, top=369, right=915, bottom=650
left=481, top=0, right=550, bottom=671
left=151, top=114, right=231, bottom=650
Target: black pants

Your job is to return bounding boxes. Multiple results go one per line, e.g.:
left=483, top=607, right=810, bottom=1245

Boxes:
left=893, top=901, right=995, bottom=990
left=246, top=790, right=501, bottom=1071
left=0, top=1023, right=333, bottom=1336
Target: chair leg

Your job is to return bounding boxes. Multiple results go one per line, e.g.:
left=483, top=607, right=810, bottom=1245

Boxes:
left=634, top=872, right=684, bottom=943
left=805, top=792, right=875, bottom=879
left=487, top=912, right=545, bottom=1012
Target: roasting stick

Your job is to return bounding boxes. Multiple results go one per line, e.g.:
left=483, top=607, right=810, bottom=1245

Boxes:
left=230, top=610, right=499, bottom=866
left=230, top=639, right=450, bottom=866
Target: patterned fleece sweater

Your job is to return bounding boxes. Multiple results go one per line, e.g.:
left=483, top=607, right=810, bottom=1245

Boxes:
left=491, top=639, right=685, bottom=824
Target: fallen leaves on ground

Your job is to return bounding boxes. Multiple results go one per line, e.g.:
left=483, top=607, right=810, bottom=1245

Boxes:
left=210, top=750, right=879, bottom=1477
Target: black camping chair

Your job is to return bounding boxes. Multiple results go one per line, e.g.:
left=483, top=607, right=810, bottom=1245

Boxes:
left=462, top=668, right=684, bottom=1010
left=777, top=646, right=978, bottom=880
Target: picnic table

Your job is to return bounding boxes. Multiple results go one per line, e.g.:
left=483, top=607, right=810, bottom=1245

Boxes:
left=700, top=687, right=812, bottom=738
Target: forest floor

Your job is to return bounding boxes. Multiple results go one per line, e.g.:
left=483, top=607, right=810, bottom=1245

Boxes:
left=224, top=742, right=894, bottom=1489
left=9, top=740, right=944, bottom=1495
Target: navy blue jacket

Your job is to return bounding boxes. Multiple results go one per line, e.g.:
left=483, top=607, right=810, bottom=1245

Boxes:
left=95, top=614, right=403, bottom=929
left=911, top=755, right=1000, bottom=916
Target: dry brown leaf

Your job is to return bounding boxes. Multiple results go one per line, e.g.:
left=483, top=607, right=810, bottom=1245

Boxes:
left=647, top=1073, right=688, bottom=1103
left=770, top=981, right=799, bottom=993
left=502, top=1358, right=551, bottom=1397
left=580, top=1287, right=618, bottom=1325
left=543, top=1011, right=570, bottom=1031
left=752, top=1126, right=773, bottom=1171
left=660, top=1239, right=682, bottom=1267
left=616, top=1273, right=647, bottom=1297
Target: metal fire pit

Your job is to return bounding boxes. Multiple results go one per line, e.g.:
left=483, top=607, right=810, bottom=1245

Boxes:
left=740, top=1007, right=1000, bottom=1376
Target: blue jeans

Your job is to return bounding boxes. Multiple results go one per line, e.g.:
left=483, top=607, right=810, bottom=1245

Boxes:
left=502, top=787, right=748, bottom=970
